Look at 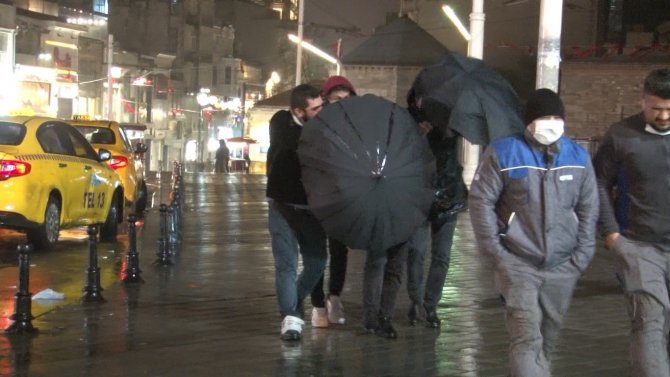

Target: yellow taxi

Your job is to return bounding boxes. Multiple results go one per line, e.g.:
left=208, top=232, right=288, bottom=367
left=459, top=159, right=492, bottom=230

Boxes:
left=68, top=117, right=148, bottom=214
left=0, top=116, right=124, bottom=249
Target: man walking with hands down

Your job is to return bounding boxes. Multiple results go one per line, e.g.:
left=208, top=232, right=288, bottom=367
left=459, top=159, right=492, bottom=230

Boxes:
left=469, top=88, right=599, bottom=377
left=594, top=68, right=670, bottom=377
left=267, top=84, right=328, bottom=341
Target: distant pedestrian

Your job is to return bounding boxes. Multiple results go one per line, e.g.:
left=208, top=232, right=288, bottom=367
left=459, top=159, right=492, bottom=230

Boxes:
left=266, top=84, right=328, bottom=341
left=215, top=139, right=230, bottom=173
left=469, top=88, right=599, bottom=377
left=593, top=68, right=670, bottom=377
left=309, top=75, right=357, bottom=328
left=243, top=152, right=251, bottom=174
left=404, top=88, right=468, bottom=328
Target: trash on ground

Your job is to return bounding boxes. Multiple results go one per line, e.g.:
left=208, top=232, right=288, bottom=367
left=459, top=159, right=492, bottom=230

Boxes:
left=32, top=288, right=65, bottom=300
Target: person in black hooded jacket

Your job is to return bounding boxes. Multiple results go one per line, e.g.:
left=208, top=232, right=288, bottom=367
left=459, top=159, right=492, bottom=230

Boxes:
left=404, top=89, right=468, bottom=328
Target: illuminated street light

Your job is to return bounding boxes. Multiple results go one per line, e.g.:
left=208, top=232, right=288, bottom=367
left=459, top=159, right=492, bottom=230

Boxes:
left=288, top=34, right=341, bottom=75
left=442, top=5, right=471, bottom=41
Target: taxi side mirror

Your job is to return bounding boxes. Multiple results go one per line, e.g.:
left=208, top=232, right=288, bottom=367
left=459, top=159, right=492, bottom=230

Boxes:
left=98, top=148, right=112, bottom=162
left=134, top=143, right=148, bottom=154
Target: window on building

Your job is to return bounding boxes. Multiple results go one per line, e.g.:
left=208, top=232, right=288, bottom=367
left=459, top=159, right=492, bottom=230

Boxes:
left=0, top=33, right=10, bottom=72
left=170, top=0, right=180, bottom=15
left=224, top=66, right=232, bottom=85
left=15, top=27, right=40, bottom=56
left=92, top=0, right=108, bottom=15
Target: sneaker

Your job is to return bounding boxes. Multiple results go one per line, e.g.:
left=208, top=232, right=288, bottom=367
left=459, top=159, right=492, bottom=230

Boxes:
left=311, top=307, right=329, bottom=328
left=281, top=315, right=304, bottom=341
left=326, top=295, right=346, bottom=324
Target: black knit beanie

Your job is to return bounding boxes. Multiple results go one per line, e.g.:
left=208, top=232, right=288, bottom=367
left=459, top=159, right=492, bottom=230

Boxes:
left=523, top=88, right=565, bottom=125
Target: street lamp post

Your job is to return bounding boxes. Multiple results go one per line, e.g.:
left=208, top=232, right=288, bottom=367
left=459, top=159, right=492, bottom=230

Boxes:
left=461, top=0, right=485, bottom=186
left=442, top=2, right=485, bottom=186
left=536, top=0, right=563, bottom=91
left=196, top=90, right=210, bottom=171
left=288, top=34, right=341, bottom=75
left=295, top=0, right=305, bottom=85
left=106, top=34, right=114, bottom=120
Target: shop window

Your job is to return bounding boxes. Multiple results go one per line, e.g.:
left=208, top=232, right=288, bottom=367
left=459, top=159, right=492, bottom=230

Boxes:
left=93, top=0, right=108, bottom=15
left=225, top=66, right=232, bottom=85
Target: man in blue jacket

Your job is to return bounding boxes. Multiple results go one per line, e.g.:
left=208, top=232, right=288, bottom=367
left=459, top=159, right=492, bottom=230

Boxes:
left=469, top=88, right=599, bottom=377
left=594, top=68, right=670, bottom=377
left=267, top=84, right=328, bottom=341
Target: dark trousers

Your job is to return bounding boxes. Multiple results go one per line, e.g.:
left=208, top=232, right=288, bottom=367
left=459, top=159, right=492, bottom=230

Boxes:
left=310, top=238, right=348, bottom=307
left=362, top=243, right=408, bottom=327
left=215, top=159, right=229, bottom=173
left=406, top=217, right=458, bottom=311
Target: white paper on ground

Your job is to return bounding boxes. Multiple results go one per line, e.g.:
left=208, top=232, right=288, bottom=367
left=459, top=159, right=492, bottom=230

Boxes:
left=32, top=288, right=65, bottom=300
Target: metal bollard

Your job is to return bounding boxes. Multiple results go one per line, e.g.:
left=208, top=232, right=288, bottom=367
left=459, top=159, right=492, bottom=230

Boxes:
left=122, top=214, right=143, bottom=283
left=172, top=176, right=182, bottom=195
left=154, top=204, right=172, bottom=265
left=5, top=244, right=37, bottom=334
left=172, top=195, right=182, bottom=238
left=167, top=205, right=179, bottom=250
left=82, top=225, right=105, bottom=303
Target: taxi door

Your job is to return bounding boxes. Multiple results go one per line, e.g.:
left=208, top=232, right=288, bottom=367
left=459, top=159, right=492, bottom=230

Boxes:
left=37, top=122, right=92, bottom=223
left=62, top=125, right=116, bottom=223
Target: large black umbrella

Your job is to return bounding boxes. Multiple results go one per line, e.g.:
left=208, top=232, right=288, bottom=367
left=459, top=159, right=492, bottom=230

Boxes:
left=298, top=94, right=435, bottom=256
left=411, top=51, right=525, bottom=145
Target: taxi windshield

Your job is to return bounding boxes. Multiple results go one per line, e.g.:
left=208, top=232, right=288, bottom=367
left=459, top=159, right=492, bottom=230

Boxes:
left=75, top=127, right=116, bottom=145
left=0, top=122, right=26, bottom=145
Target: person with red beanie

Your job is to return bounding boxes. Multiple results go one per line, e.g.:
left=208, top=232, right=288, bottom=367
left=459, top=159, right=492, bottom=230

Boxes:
left=309, top=75, right=357, bottom=329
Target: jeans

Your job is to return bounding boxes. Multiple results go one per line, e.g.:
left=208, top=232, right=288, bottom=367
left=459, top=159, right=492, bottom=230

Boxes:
left=311, top=238, right=348, bottom=307
left=362, top=243, right=408, bottom=327
left=406, top=216, right=458, bottom=311
left=268, top=201, right=327, bottom=318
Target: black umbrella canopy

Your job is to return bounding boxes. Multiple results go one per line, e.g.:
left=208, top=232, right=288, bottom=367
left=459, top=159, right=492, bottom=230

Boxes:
left=412, top=52, right=525, bottom=145
left=298, top=95, right=435, bottom=256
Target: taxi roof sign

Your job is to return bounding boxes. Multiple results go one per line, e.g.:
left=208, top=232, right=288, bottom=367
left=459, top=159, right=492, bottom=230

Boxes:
left=8, top=108, right=35, bottom=116
left=72, top=114, right=92, bottom=120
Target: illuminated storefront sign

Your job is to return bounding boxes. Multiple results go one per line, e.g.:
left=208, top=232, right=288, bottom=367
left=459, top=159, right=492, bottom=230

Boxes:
left=0, top=28, right=17, bottom=116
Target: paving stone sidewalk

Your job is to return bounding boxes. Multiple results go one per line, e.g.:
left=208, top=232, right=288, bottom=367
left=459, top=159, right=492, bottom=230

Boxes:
left=0, top=173, right=631, bottom=377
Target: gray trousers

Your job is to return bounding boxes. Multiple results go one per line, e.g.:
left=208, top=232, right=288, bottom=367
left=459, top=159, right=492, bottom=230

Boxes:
left=494, top=254, right=581, bottom=377
left=614, top=235, right=670, bottom=377
left=362, top=244, right=408, bottom=327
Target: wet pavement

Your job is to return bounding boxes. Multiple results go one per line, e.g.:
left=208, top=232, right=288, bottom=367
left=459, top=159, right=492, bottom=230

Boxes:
left=0, top=173, right=632, bottom=376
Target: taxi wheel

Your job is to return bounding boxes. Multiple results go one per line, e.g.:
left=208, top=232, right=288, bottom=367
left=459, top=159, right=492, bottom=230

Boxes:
left=100, top=193, right=120, bottom=241
left=28, top=197, right=61, bottom=250
left=135, top=181, right=148, bottom=215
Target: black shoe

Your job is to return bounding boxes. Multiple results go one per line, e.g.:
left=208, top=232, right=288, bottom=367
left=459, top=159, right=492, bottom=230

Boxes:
left=375, top=316, right=397, bottom=339
left=363, top=325, right=377, bottom=334
left=408, top=303, right=421, bottom=326
left=425, top=309, right=441, bottom=329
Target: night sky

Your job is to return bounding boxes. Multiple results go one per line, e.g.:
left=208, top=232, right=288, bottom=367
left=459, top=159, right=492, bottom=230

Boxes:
left=304, top=0, right=402, bottom=55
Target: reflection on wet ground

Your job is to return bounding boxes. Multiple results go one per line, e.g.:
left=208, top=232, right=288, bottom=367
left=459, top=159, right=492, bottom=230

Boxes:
left=0, top=173, right=631, bottom=376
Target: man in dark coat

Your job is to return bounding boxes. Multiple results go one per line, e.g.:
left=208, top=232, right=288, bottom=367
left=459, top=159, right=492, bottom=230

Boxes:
left=266, top=84, right=327, bottom=341
left=214, top=139, right=230, bottom=173
left=594, top=68, right=670, bottom=377
left=404, top=89, right=468, bottom=328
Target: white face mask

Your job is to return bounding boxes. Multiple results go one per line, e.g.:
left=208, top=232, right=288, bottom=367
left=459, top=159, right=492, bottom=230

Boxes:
left=532, top=118, right=564, bottom=145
